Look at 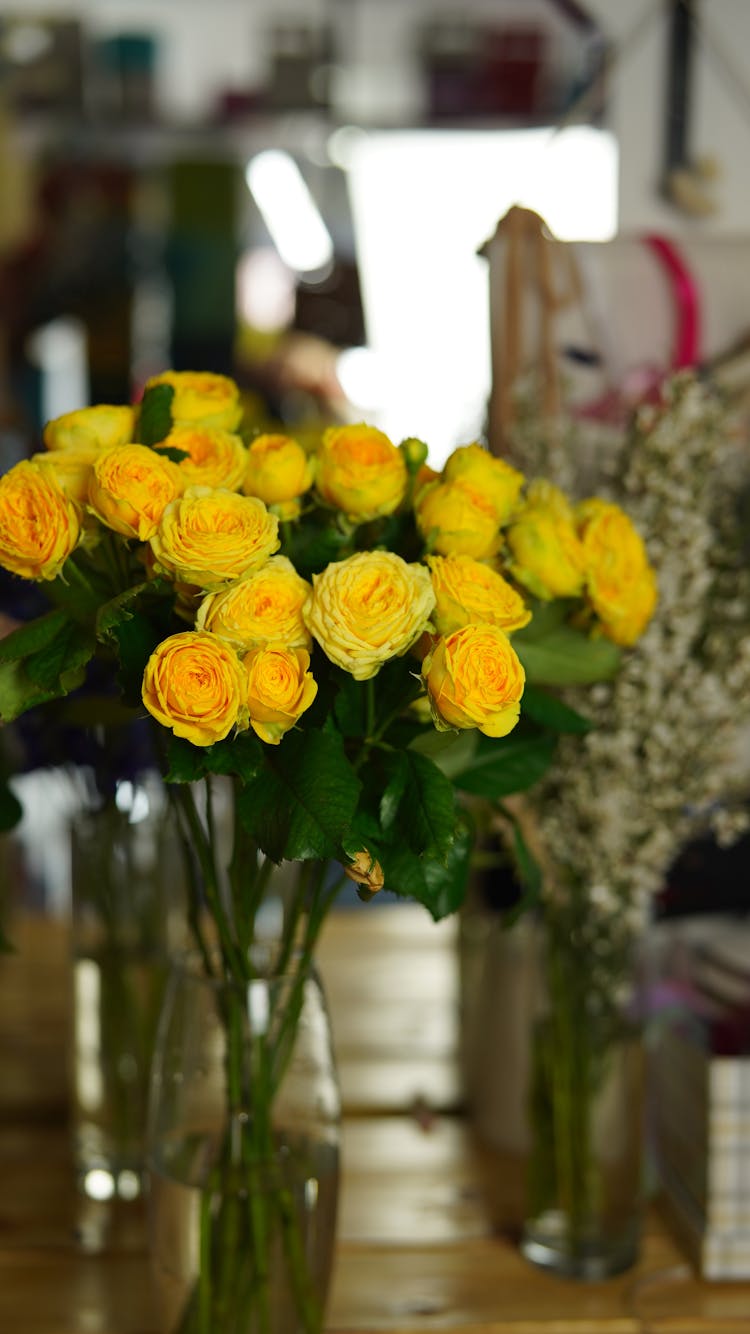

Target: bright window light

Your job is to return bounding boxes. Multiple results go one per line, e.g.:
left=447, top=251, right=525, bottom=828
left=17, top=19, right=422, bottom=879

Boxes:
left=341, top=127, right=618, bottom=466
left=245, top=150, right=334, bottom=277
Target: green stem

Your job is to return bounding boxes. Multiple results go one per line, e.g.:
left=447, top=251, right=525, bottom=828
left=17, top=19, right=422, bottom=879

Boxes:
left=172, top=782, right=245, bottom=982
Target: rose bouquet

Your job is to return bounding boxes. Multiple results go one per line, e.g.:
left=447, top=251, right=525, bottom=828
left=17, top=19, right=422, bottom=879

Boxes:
left=0, top=369, right=656, bottom=1332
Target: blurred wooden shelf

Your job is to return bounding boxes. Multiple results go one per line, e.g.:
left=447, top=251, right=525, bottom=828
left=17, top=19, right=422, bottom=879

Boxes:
left=1, top=907, right=749, bottom=1332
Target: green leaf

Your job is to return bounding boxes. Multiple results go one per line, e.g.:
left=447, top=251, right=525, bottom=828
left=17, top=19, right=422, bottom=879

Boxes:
left=137, top=383, right=174, bottom=448
left=379, top=752, right=408, bottom=831
left=96, top=579, right=173, bottom=643
left=281, top=519, right=353, bottom=581
left=453, top=732, right=556, bottom=798
left=398, top=750, right=457, bottom=858
left=153, top=445, right=189, bottom=463
left=332, top=671, right=365, bottom=737
left=0, top=660, right=59, bottom=722
left=370, top=657, right=423, bottom=729
left=380, top=819, right=472, bottom=921
left=108, top=587, right=176, bottom=706
left=0, top=609, right=69, bottom=664
left=207, top=732, right=265, bottom=782
left=164, top=734, right=209, bottom=783
left=237, top=728, right=361, bottom=863
left=24, top=619, right=95, bottom=695
left=514, top=624, right=622, bottom=686
left=520, top=683, right=593, bottom=734
left=408, top=727, right=478, bottom=779
left=517, top=597, right=578, bottom=639
left=164, top=732, right=265, bottom=785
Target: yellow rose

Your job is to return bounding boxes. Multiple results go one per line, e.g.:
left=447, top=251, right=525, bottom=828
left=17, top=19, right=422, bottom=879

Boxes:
left=305, top=550, right=435, bottom=681
left=443, top=443, right=524, bottom=523
left=144, top=370, right=243, bottom=431
left=196, top=555, right=312, bottom=650
left=504, top=502, right=587, bottom=600
left=150, top=487, right=279, bottom=590
left=32, top=450, right=95, bottom=506
left=315, top=423, right=407, bottom=521
left=43, top=404, right=135, bottom=453
left=142, top=630, right=246, bottom=746
left=422, top=624, right=525, bottom=737
left=427, top=554, right=531, bottom=635
left=244, top=642, right=318, bottom=744
left=243, top=433, right=314, bottom=512
left=160, top=426, right=248, bottom=492
left=414, top=480, right=500, bottom=560
left=577, top=499, right=658, bottom=646
left=0, top=459, right=81, bottom=580
left=88, top=444, right=185, bottom=541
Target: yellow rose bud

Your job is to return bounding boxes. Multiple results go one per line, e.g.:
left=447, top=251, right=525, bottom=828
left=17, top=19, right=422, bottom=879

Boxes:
left=422, top=624, right=525, bottom=738
left=524, top=478, right=575, bottom=520
left=88, top=444, right=185, bottom=541
left=316, top=423, right=408, bottom=522
left=32, top=449, right=96, bottom=507
left=144, top=370, right=243, bottom=432
left=344, top=850, right=384, bottom=893
left=577, top=499, right=658, bottom=646
left=196, top=555, right=312, bottom=650
left=400, top=436, right=429, bottom=473
left=0, top=459, right=81, bottom=580
left=43, top=404, right=136, bottom=453
left=305, top=550, right=435, bottom=681
left=414, top=479, right=500, bottom=560
left=504, top=503, right=587, bottom=600
left=242, top=433, right=314, bottom=508
left=427, top=553, right=531, bottom=635
left=142, top=630, right=246, bottom=746
left=150, top=487, right=279, bottom=590
left=443, top=443, right=524, bottom=523
left=160, top=425, right=248, bottom=492
left=244, top=642, right=318, bottom=744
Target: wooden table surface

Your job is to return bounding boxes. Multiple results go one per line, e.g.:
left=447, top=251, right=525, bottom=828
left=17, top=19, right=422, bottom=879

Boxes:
left=1, top=907, right=749, bottom=1333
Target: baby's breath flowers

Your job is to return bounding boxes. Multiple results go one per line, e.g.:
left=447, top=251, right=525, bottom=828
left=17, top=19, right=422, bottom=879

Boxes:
left=507, top=373, right=750, bottom=931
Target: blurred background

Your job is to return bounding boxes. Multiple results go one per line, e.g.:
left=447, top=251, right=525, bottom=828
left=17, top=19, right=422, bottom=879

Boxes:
left=1, top=0, right=748, bottom=474
left=4, top=0, right=750, bottom=917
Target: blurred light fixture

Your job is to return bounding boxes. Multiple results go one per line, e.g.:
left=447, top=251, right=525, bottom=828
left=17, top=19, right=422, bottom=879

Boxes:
left=245, top=150, right=334, bottom=279
left=236, top=247, right=296, bottom=332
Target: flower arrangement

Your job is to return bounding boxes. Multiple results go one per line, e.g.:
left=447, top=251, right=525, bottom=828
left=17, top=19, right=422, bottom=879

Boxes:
left=493, top=371, right=750, bottom=1277
left=0, top=369, right=656, bottom=1329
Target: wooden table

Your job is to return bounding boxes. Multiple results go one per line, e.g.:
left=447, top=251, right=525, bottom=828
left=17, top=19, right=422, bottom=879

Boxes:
left=1, top=907, right=749, bottom=1333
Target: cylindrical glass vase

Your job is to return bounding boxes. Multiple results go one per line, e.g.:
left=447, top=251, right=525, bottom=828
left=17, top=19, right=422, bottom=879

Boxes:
left=70, top=774, right=184, bottom=1201
left=146, top=953, right=341, bottom=1334
left=520, top=917, right=645, bottom=1280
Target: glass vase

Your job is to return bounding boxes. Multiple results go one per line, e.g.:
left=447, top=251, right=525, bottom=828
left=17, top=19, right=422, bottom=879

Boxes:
left=520, top=914, right=645, bottom=1279
left=70, top=774, right=184, bottom=1201
left=146, top=951, right=341, bottom=1334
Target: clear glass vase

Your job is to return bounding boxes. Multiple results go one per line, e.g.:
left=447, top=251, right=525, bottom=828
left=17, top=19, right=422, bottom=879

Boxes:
left=70, top=774, right=184, bottom=1201
left=146, top=951, right=341, bottom=1334
left=520, top=916, right=645, bottom=1280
